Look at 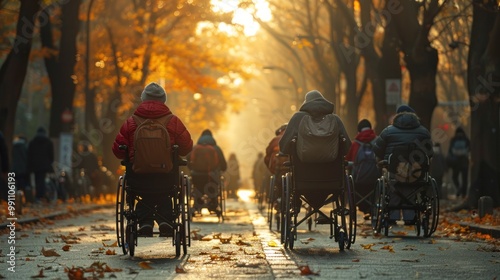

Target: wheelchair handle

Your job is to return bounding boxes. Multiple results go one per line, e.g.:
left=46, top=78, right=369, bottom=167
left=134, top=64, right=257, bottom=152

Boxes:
left=119, top=145, right=130, bottom=166
left=377, top=160, right=388, bottom=168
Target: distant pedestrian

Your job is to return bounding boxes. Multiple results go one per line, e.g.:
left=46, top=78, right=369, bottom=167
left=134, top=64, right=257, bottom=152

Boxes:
left=11, top=135, right=30, bottom=201
left=76, top=143, right=101, bottom=196
left=27, top=126, right=55, bottom=203
left=430, top=143, right=447, bottom=198
left=252, top=152, right=270, bottom=207
left=0, top=131, right=9, bottom=201
left=225, top=153, right=241, bottom=199
left=447, top=127, right=470, bottom=199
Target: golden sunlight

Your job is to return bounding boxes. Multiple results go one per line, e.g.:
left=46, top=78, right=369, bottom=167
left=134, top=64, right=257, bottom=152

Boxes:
left=210, top=0, right=272, bottom=36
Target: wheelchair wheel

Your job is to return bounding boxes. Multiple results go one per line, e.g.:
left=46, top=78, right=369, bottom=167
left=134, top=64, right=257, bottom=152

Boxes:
left=423, top=178, right=440, bottom=237
left=372, top=178, right=387, bottom=235
left=346, top=174, right=357, bottom=246
left=279, top=174, right=288, bottom=244
left=267, top=175, right=275, bottom=230
left=282, top=173, right=292, bottom=248
left=175, top=227, right=181, bottom=257
left=115, top=176, right=127, bottom=255
left=335, top=195, right=350, bottom=251
left=218, top=175, right=226, bottom=222
left=126, top=223, right=136, bottom=256
left=181, top=174, right=190, bottom=254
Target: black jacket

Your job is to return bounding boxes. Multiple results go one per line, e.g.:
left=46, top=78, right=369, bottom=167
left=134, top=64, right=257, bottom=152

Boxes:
left=27, top=130, right=54, bottom=173
left=373, top=112, right=433, bottom=160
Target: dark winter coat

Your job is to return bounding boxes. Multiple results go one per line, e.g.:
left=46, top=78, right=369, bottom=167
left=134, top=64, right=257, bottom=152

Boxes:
left=112, top=100, right=193, bottom=160
left=345, top=128, right=377, bottom=162
left=11, top=137, right=28, bottom=174
left=279, top=95, right=351, bottom=156
left=0, top=131, right=8, bottom=173
left=447, top=127, right=470, bottom=168
left=27, top=128, right=54, bottom=173
left=372, top=112, right=433, bottom=160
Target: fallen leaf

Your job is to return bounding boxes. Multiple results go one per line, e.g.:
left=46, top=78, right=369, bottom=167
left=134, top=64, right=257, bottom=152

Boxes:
left=105, top=249, right=116, bottom=255
left=401, top=259, right=420, bottom=262
left=41, top=247, right=60, bottom=257
left=138, top=261, right=153, bottom=270
left=103, top=241, right=118, bottom=247
left=66, top=266, right=85, bottom=280
left=352, top=259, right=360, bottom=262
left=31, top=268, right=45, bottom=278
left=299, top=265, right=319, bottom=276
left=360, top=243, right=375, bottom=250
left=267, top=240, right=278, bottom=247
left=175, top=266, right=187, bottom=273
left=62, top=245, right=71, bottom=251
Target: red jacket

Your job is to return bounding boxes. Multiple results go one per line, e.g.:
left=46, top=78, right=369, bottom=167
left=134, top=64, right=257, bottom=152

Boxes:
left=345, top=129, right=377, bottom=162
left=112, top=101, right=193, bottom=161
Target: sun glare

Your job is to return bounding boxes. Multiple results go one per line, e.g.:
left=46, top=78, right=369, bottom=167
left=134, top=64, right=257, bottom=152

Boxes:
left=210, top=0, right=272, bottom=36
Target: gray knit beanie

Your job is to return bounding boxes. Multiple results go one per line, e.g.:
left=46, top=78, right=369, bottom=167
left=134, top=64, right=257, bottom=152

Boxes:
left=303, top=90, right=325, bottom=104
left=141, top=82, right=167, bottom=103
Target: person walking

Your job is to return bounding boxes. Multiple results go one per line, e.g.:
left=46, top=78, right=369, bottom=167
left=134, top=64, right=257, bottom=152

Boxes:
left=0, top=131, right=9, bottom=202
left=225, top=153, right=241, bottom=199
left=112, top=82, right=193, bottom=237
left=11, top=135, right=31, bottom=202
left=27, top=127, right=55, bottom=203
left=187, top=129, right=227, bottom=213
left=447, top=127, right=470, bottom=199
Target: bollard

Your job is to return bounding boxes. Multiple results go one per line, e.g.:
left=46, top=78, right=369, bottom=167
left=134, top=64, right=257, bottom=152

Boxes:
left=478, top=196, right=493, bottom=218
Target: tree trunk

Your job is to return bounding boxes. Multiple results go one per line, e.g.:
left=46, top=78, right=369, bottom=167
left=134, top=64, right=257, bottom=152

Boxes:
left=465, top=1, right=500, bottom=208
left=0, top=0, right=41, bottom=148
left=39, top=1, right=82, bottom=139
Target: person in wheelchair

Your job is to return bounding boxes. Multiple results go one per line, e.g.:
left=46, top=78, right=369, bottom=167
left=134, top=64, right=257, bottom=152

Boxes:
left=112, top=82, right=193, bottom=237
left=187, top=129, right=227, bottom=213
left=279, top=90, right=351, bottom=212
left=264, top=124, right=288, bottom=205
left=372, top=105, right=434, bottom=225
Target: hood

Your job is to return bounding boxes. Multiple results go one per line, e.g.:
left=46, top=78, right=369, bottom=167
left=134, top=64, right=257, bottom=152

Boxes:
left=197, top=134, right=216, bottom=145
left=392, top=112, right=421, bottom=129
left=299, top=98, right=334, bottom=117
left=134, top=100, right=171, bottom=118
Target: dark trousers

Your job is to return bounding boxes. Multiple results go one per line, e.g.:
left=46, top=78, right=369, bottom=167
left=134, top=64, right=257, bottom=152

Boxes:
left=191, top=172, right=220, bottom=210
left=34, top=171, right=47, bottom=200
left=135, top=194, right=173, bottom=227
left=452, top=164, right=468, bottom=197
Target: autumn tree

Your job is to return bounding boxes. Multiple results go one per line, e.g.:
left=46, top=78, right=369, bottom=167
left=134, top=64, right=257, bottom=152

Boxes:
left=0, top=0, right=41, bottom=148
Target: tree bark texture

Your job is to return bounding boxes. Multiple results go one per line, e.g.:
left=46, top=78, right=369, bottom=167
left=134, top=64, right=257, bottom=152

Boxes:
left=0, top=0, right=41, bottom=148
left=466, top=1, right=500, bottom=207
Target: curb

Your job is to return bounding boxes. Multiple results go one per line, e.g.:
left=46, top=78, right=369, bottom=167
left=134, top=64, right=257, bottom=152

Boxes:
left=458, top=222, right=500, bottom=239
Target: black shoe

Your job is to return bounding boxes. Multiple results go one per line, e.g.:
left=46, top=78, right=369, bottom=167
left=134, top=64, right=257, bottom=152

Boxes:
left=138, top=225, right=153, bottom=237
left=159, top=223, right=173, bottom=237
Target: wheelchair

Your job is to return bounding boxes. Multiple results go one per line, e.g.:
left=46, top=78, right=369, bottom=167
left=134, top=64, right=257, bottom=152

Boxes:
left=280, top=139, right=356, bottom=251
left=372, top=144, right=439, bottom=237
left=115, top=145, right=191, bottom=257
left=189, top=171, right=226, bottom=222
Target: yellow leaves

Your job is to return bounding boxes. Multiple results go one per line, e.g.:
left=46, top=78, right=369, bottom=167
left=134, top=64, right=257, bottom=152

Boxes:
left=381, top=245, right=395, bottom=253
left=105, top=249, right=116, bottom=255
left=360, top=243, right=375, bottom=250
left=65, top=262, right=122, bottom=279
left=102, top=241, right=118, bottom=247
left=267, top=240, right=279, bottom=247
left=41, top=247, right=61, bottom=257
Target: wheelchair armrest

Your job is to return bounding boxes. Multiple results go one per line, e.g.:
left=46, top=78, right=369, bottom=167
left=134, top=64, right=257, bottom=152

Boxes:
left=377, top=160, right=388, bottom=168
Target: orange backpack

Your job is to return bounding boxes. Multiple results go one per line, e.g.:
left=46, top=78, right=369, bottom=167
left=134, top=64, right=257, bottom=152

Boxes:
left=188, top=144, right=219, bottom=172
left=132, top=114, right=174, bottom=174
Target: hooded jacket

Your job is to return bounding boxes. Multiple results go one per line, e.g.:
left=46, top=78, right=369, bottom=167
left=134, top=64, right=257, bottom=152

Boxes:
left=189, top=129, right=227, bottom=172
left=372, top=112, right=433, bottom=160
left=27, top=127, right=54, bottom=173
left=345, top=128, right=378, bottom=162
left=112, top=100, right=193, bottom=161
left=279, top=90, right=351, bottom=156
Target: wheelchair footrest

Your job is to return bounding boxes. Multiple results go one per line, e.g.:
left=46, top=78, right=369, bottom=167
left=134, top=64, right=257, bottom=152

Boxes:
left=315, top=216, right=333, bottom=225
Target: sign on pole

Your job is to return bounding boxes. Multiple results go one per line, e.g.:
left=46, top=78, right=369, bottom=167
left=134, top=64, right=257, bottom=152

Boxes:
left=59, top=132, right=73, bottom=176
left=385, top=79, right=401, bottom=105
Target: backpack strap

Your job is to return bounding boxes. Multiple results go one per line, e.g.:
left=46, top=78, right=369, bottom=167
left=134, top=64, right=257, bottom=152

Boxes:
left=132, top=114, right=174, bottom=127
